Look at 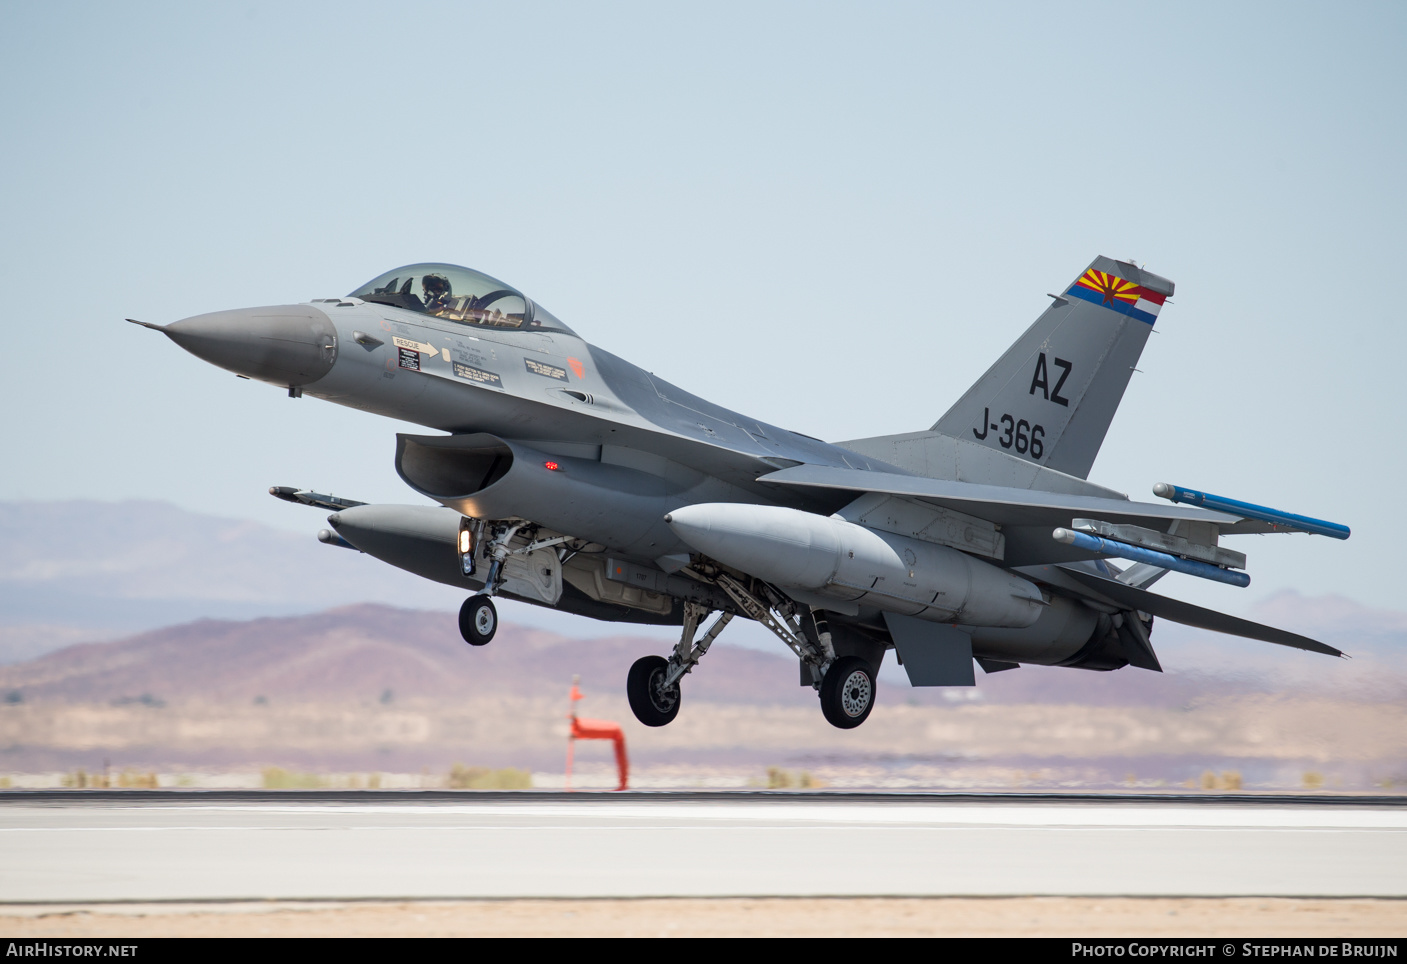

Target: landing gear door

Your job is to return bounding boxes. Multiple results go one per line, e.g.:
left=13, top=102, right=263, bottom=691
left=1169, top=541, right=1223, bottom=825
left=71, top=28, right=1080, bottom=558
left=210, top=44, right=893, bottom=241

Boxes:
left=499, top=545, right=563, bottom=606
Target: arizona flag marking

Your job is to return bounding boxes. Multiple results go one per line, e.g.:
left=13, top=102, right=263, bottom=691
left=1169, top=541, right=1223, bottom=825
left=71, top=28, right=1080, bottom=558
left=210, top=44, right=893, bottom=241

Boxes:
left=1066, top=268, right=1165, bottom=325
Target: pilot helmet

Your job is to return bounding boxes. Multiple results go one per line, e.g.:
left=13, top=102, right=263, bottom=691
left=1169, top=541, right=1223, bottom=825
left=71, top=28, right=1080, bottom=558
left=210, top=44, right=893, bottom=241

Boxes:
left=422, top=273, right=452, bottom=301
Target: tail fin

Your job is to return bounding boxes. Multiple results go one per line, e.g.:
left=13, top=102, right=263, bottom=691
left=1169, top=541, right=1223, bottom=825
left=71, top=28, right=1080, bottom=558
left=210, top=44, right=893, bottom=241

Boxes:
left=931, top=256, right=1173, bottom=479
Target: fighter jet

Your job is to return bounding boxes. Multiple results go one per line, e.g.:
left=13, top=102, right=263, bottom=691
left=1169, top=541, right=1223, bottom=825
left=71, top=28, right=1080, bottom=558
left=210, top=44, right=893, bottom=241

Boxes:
left=130, top=257, right=1351, bottom=729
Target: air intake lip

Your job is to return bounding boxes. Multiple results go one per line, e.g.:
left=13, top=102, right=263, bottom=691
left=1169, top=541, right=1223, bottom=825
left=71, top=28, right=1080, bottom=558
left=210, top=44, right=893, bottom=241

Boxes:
left=394, top=432, right=685, bottom=552
left=395, top=434, right=514, bottom=499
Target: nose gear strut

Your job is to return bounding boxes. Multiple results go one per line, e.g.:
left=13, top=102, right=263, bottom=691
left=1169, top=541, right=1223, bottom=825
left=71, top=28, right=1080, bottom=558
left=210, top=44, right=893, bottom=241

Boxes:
left=476, top=524, right=574, bottom=596
left=479, top=523, right=525, bottom=595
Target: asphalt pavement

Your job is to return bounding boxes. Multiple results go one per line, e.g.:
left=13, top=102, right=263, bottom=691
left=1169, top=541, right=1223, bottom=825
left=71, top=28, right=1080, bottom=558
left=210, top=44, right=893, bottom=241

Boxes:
left=3, top=791, right=1404, bottom=902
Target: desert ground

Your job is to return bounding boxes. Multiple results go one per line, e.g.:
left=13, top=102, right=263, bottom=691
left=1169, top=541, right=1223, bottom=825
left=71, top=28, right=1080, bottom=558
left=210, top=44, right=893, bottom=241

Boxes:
left=3, top=898, right=1403, bottom=938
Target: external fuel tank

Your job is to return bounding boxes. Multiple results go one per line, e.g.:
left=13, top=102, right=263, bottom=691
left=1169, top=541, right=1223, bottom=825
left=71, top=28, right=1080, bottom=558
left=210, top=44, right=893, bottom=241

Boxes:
left=665, top=503, right=1044, bottom=628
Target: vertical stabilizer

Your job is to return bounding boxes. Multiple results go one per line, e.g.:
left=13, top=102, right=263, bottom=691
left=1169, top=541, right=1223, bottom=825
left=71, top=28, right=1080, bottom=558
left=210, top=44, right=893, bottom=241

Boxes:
left=930, top=257, right=1173, bottom=479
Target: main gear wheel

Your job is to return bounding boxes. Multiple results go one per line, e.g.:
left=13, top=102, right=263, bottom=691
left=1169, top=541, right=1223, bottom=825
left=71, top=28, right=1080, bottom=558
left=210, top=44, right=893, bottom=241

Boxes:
left=819, top=656, right=875, bottom=729
left=626, top=655, right=681, bottom=727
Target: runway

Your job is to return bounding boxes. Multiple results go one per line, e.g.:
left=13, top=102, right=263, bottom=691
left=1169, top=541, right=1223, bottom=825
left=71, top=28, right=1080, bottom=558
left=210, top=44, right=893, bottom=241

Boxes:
left=3, top=792, right=1405, bottom=902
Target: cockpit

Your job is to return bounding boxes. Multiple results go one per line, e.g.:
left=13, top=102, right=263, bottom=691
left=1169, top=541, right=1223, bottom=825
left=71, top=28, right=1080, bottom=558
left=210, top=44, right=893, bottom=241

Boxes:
left=348, top=263, right=574, bottom=335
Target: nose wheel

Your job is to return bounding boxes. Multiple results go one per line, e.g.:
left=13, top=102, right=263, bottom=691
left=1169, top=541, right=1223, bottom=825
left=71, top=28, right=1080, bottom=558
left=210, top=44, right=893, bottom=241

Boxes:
left=626, top=655, right=681, bottom=727
left=820, top=656, right=875, bottom=729
left=459, top=594, right=497, bottom=646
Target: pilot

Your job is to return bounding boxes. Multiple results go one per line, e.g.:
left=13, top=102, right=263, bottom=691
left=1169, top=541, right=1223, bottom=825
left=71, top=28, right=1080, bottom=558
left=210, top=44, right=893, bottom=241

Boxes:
left=422, top=273, right=453, bottom=315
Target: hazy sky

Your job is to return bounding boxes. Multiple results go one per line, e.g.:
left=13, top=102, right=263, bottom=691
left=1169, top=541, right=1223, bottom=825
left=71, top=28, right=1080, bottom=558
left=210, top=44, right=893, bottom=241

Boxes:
left=2, top=1, right=1403, bottom=625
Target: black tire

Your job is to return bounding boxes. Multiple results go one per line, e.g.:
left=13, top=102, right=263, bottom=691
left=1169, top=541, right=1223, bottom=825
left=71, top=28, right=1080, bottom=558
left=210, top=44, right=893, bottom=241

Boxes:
left=626, top=655, right=681, bottom=727
left=820, top=656, right=876, bottom=729
left=459, top=594, right=497, bottom=646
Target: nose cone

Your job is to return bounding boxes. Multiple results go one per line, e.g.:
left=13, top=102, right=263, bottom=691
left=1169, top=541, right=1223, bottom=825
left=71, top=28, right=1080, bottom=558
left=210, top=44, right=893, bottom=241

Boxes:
left=663, top=503, right=733, bottom=558
left=164, top=305, right=337, bottom=387
left=665, top=502, right=843, bottom=589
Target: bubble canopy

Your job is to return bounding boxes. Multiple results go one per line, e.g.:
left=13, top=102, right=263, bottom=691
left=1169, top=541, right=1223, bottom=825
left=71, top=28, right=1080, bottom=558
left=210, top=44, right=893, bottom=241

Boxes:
left=348, top=263, right=574, bottom=334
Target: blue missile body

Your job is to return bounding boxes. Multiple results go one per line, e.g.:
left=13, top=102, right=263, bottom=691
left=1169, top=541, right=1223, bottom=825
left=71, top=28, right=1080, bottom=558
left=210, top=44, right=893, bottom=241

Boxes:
left=1052, top=527, right=1252, bottom=588
left=1152, top=483, right=1350, bottom=540
left=317, top=528, right=357, bottom=551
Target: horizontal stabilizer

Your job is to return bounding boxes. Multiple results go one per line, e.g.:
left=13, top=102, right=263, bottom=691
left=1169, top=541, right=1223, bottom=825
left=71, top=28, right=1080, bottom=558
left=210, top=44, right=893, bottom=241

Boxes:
left=1043, top=566, right=1344, bottom=658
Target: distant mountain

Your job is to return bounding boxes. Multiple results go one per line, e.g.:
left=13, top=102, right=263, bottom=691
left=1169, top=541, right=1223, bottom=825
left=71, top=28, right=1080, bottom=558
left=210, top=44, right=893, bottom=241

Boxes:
left=0, top=500, right=469, bottom=662
left=0, top=604, right=1401, bottom=782
left=4, top=600, right=1400, bottom=711
left=0, top=605, right=815, bottom=708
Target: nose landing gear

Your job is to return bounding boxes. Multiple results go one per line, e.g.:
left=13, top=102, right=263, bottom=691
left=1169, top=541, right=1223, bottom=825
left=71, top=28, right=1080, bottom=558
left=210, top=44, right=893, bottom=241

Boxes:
left=459, top=594, right=497, bottom=646
left=456, top=522, right=575, bottom=649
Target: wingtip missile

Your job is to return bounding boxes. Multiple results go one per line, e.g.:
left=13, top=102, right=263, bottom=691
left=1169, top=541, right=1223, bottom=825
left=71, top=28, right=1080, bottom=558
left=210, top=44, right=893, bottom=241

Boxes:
left=269, top=486, right=368, bottom=511
left=1053, top=526, right=1251, bottom=588
left=1153, top=483, right=1350, bottom=539
left=317, top=528, right=357, bottom=550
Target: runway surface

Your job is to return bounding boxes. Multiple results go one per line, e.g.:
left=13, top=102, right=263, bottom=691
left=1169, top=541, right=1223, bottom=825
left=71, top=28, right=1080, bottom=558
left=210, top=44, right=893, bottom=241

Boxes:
left=3, top=792, right=1405, bottom=902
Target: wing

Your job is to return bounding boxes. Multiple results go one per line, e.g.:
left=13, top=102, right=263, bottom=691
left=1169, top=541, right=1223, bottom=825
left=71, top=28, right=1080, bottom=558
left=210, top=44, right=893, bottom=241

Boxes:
left=757, top=464, right=1235, bottom=528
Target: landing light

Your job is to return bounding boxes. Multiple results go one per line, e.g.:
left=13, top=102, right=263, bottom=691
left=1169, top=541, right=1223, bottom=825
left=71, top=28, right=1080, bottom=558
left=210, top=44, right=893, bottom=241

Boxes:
left=458, top=523, right=476, bottom=577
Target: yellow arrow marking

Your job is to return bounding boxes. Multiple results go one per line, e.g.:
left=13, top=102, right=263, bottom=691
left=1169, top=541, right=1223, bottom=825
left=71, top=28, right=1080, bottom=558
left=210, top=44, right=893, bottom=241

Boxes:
left=392, top=336, right=437, bottom=355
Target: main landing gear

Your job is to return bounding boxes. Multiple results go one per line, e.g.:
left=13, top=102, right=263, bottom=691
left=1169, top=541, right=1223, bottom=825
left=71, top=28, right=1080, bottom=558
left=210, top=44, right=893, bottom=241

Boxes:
left=625, top=574, right=879, bottom=730
left=714, top=574, right=878, bottom=730
left=819, top=655, right=875, bottom=729
left=627, top=601, right=733, bottom=727
left=625, top=655, right=679, bottom=726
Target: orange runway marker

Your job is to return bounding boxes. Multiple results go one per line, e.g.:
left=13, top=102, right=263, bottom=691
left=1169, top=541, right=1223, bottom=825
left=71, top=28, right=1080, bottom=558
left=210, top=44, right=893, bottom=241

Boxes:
left=566, top=676, right=628, bottom=791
